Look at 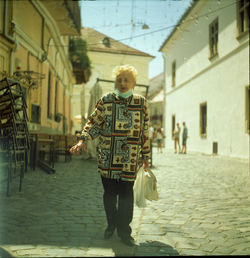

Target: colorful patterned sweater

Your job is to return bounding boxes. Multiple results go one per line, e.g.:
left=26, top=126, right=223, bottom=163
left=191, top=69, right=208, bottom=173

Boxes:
left=80, top=92, right=151, bottom=181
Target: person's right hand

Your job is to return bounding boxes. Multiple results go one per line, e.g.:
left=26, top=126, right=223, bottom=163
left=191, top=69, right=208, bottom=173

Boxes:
left=69, top=140, right=87, bottom=155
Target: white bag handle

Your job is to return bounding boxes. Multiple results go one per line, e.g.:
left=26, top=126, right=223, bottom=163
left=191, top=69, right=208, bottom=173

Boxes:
left=145, top=168, right=157, bottom=182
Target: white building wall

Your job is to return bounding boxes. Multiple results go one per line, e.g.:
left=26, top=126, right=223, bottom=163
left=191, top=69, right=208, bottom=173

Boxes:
left=162, top=0, right=249, bottom=159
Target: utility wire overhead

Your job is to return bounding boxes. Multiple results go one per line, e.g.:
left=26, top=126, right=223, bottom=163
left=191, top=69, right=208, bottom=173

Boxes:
left=86, top=0, right=236, bottom=46
left=49, top=0, right=236, bottom=49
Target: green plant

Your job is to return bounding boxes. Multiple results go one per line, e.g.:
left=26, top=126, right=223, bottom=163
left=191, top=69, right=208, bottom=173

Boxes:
left=69, top=37, right=92, bottom=77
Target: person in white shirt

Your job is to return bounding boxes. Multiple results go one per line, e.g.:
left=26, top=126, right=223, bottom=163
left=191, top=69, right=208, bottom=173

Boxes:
left=173, top=123, right=181, bottom=154
left=156, top=128, right=165, bottom=153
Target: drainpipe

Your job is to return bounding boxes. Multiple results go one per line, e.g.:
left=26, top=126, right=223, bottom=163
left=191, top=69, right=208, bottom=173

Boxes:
left=162, top=52, right=167, bottom=146
left=9, top=46, right=14, bottom=76
left=4, top=0, right=15, bottom=76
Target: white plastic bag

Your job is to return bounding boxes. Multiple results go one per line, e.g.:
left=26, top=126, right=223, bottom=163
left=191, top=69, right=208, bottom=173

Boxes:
left=133, top=166, right=147, bottom=208
left=144, top=168, right=159, bottom=201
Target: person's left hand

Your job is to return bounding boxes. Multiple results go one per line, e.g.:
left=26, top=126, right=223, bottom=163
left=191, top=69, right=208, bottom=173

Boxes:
left=143, top=160, right=149, bottom=171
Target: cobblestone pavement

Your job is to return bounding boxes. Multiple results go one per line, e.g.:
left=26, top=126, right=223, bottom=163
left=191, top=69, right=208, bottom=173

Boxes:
left=0, top=148, right=249, bottom=257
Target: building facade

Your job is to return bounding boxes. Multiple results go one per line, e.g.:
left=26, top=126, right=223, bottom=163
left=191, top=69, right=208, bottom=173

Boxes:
left=160, top=0, right=249, bottom=159
left=148, top=73, right=164, bottom=129
left=0, top=0, right=82, bottom=135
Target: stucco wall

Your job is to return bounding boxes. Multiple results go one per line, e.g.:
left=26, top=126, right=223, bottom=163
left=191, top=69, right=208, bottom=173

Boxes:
left=10, top=1, right=75, bottom=134
left=162, top=0, right=249, bottom=159
left=0, top=1, right=4, bottom=34
left=13, top=1, right=42, bottom=48
left=0, top=43, right=10, bottom=76
left=0, top=1, right=11, bottom=77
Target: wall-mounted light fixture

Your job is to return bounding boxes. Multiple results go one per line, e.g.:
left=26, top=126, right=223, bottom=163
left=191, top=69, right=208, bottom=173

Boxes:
left=41, top=52, right=47, bottom=62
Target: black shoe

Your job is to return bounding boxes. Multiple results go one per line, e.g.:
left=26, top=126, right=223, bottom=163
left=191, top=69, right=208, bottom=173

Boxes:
left=104, top=228, right=114, bottom=239
left=120, top=236, right=135, bottom=246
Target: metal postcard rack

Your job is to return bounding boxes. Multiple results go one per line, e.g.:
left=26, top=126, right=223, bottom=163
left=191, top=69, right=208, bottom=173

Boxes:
left=0, top=77, right=30, bottom=196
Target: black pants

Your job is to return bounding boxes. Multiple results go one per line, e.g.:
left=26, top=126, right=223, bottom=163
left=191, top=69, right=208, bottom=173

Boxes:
left=101, top=177, right=134, bottom=238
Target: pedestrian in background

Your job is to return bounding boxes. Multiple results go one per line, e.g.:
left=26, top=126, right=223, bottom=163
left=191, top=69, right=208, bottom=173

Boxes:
left=156, top=127, right=165, bottom=153
left=173, top=123, right=181, bottom=154
left=181, top=121, right=188, bottom=154
left=149, top=124, right=155, bottom=166
left=149, top=124, right=154, bottom=148
left=70, top=64, right=150, bottom=246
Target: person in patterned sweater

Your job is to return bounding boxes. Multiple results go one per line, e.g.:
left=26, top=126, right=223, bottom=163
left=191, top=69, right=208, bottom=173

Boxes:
left=70, top=64, right=150, bottom=246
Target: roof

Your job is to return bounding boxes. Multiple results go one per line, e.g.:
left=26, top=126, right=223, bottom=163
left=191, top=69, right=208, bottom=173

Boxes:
left=81, top=27, right=154, bottom=58
left=148, top=73, right=164, bottom=100
left=159, top=0, right=199, bottom=51
left=151, top=89, right=164, bottom=103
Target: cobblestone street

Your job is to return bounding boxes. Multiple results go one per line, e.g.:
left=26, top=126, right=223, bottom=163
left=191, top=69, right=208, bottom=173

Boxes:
left=0, top=148, right=249, bottom=257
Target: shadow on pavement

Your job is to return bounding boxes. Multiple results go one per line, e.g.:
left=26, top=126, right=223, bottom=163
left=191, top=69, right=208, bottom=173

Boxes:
left=135, top=241, right=179, bottom=256
left=113, top=240, right=179, bottom=256
left=0, top=157, right=179, bottom=256
left=0, top=247, right=15, bottom=257
left=1, top=222, right=179, bottom=256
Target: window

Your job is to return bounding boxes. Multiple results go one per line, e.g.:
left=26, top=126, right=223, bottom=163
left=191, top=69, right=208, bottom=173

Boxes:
left=31, top=104, right=41, bottom=124
left=54, top=80, right=58, bottom=115
left=200, top=102, right=207, bottom=137
left=5, top=0, right=14, bottom=38
left=209, top=18, right=219, bottom=59
left=171, top=114, right=176, bottom=138
left=102, top=37, right=110, bottom=47
left=237, top=0, right=249, bottom=36
left=47, top=70, right=52, bottom=118
left=172, top=61, right=176, bottom=87
left=245, top=85, right=250, bottom=133
left=63, top=89, right=67, bottom=133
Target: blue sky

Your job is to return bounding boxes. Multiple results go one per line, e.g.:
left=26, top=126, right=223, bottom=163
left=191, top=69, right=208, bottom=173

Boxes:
left=80, top=0, right=193, bottom=79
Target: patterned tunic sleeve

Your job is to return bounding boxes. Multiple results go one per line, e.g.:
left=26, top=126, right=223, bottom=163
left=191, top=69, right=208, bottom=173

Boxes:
left=80, top=98, right=105, bottom=141
left=141, top=98, right=151, bottom=161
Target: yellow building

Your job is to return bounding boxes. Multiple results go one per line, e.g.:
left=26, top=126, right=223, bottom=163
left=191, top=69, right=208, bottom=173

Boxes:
left=0, top=0, right=14, bottom=77
left=0, top=0, right=83, bottom=135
